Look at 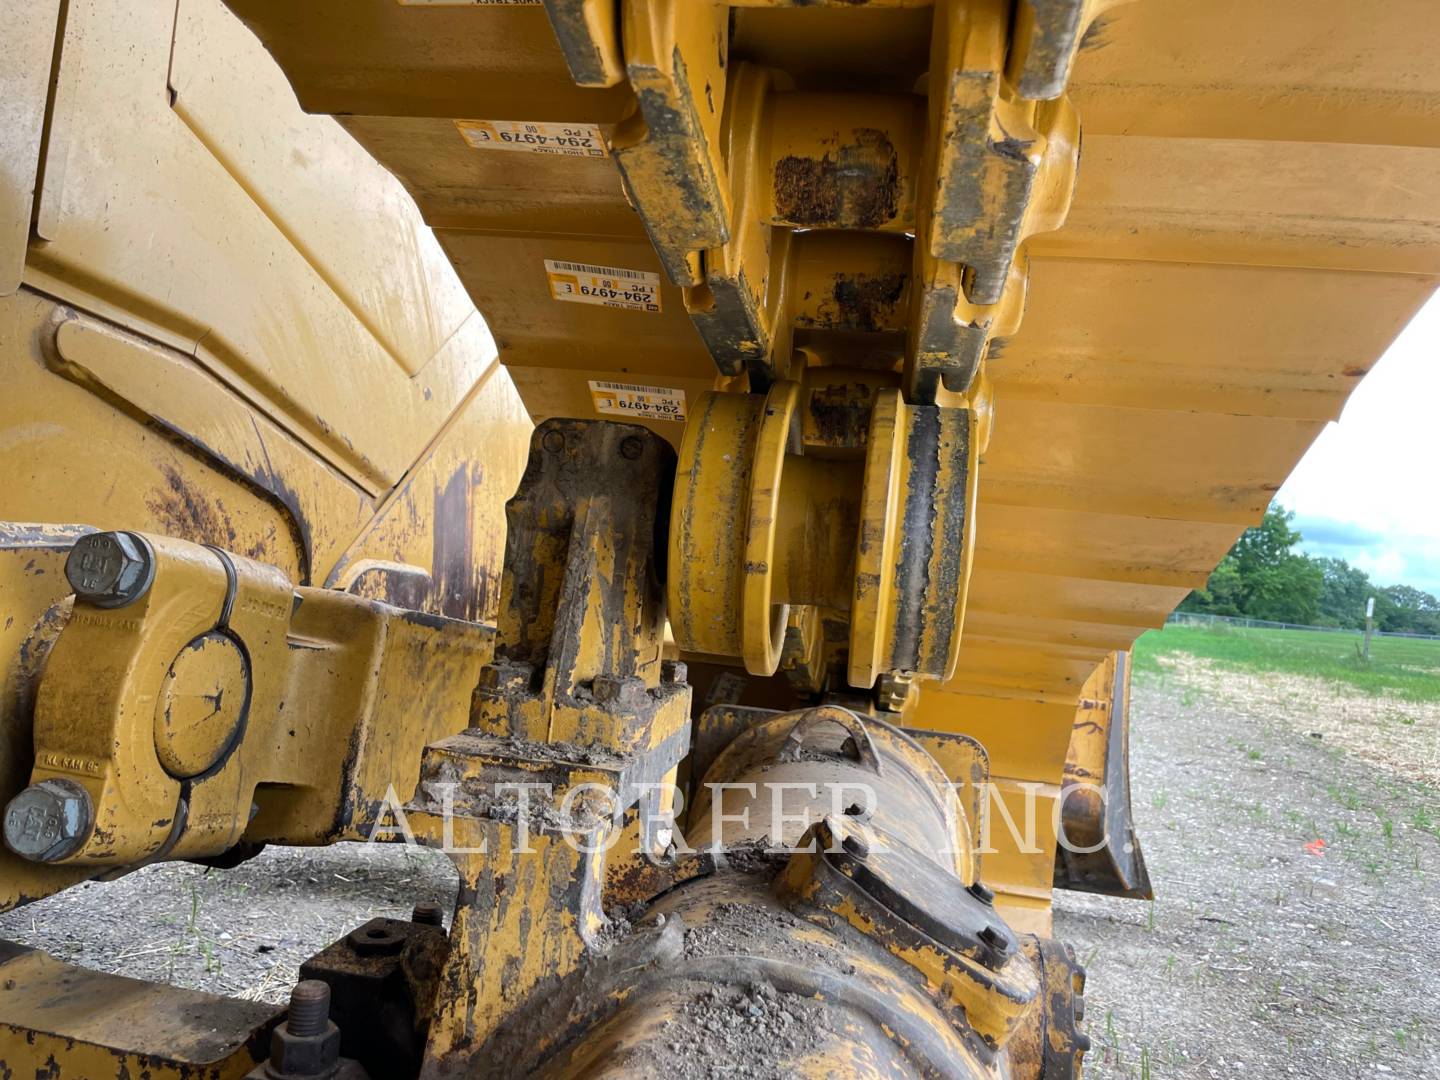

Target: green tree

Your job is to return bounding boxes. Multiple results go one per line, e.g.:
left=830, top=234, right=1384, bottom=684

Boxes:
left=1182, top=505, right=1438, bottom=631
left=1379, top=584, right=1440, bottom=635
left=1180, top=555, right=1243, bottom=615
left=1182, top=506, right=1321, bottom=624
left=1315, top=556, right=1372, bottom=629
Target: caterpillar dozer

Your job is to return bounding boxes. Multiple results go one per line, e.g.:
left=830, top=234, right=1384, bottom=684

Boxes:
left=1, top=1, right=1434, bottom=1076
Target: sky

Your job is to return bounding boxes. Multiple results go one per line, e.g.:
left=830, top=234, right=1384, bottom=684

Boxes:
left=1277, top=291, right=1440, bottom=596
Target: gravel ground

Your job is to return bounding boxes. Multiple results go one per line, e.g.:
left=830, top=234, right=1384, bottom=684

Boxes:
left=0, top=839, right=459, bottom=1003
left=1059, top=672, right=1439, bottom=1079
left=1, top=670, right=1435, bottom=1076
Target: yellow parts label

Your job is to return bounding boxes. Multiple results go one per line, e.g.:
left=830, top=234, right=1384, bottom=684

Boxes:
left=455, top=120, right=607, bottom=158
left=545, top=260, right=662, bottom=313
left=589, top=381, right=687, bottom=423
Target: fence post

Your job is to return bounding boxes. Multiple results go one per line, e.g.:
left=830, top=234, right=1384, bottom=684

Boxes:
left=1363, top=597, right=1375, bottom=661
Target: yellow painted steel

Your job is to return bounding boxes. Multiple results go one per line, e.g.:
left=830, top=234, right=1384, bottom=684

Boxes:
left=8, top=528, right=492, bottom=904
left=0, top=944, right=276, bottom=1077
left=213, top=0, right=1440, bottom=929
left=0, top=0, right=1437, bottom=1072
left=0, top=0, right=532, bottom=910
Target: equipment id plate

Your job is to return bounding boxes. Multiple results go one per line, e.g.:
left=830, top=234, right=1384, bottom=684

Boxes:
left=588, top=381, right=687, bottom=423
left=545, top=260, right=661, bottom=313
left=455, top=120, right=607, bottom=158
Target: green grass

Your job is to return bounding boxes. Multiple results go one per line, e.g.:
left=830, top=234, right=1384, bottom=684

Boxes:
left=1133, top=624, right=1440, bottom=703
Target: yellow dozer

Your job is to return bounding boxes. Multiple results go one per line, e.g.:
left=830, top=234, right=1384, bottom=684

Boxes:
left=0, top=1, right=1432, bottom=1076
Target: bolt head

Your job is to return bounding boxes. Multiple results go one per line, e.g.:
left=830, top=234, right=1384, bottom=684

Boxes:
left=619, top=435, right=645, bottom=460
left=875, top=671, right=918, bottom=713
left=3, top=779, right=94, bottom=863
left=65, top=531, right=155, bottom=609
left=976, top=924, right=1013, bottom=965
left=660, top=659, right=687, bottom=685
left=270, top=1020, right=342, bottom=1076
left=840, top=831, right=870, bottom=861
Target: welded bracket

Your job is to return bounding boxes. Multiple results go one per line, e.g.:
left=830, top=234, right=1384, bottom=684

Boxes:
left=405, top=420, right=692, bottom=1074
left=1053, top=651, right=1153, bottom=900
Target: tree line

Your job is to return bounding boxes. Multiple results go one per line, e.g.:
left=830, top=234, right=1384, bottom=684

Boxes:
left=1180, top=506, right=1440, bottom=636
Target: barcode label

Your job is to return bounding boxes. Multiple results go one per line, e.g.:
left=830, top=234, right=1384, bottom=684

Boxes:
left=546, top=261, right=648, bottom=279
left=454, top=120, right=607, bottom=158
left=588, top=381, right=686, bottom=422
left=544, top=259, right=661, bottom=313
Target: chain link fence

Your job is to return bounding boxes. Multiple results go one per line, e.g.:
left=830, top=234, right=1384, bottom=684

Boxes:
left=1165, top=610, right=1440, bottom=641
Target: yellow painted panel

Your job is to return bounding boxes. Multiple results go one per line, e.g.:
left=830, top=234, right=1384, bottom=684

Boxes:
left=962, top=611, right=1143, bottom=655
left=1038, top=136, right=1440, bottom=274
left=947, top=640, right=1105, bottom=700
left=224, top=0, right=632, bottom=122
left=992, top=258, right=1435, bottom=422
left=979, top=396, right=1324, bottom=524
left=28, top=0, right=493, bottom=493
left=980, top=778, right=1060, bottom=923
left=338, top=116, right=636, bottom=237
left=1071, top=0, right=1440, bottom=146
left=974, top=503, right=1239, bottom=589
left=0, top=292, right=303, bottom=579
left=170, top=0, right=476, bottom=378
left=436, top=231, right=713, bottom=383
left=966, top=569, right=1188, bottom=631
left=0, top=2, right=59, bottom=294
left=909, top=690, right=1076, bottom=781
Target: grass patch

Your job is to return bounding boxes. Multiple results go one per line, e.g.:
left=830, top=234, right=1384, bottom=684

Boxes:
left=1133, top=624, right=1440, bottom=703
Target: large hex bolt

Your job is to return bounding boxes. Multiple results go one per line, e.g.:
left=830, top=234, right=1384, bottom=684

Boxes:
left=267, top=980, right=342, bottom=1077
left=65, top=530, right=156, bottom=609
left=286, top=980, right=332, bottom=1038
left=2, top=778, right=94, bottom=863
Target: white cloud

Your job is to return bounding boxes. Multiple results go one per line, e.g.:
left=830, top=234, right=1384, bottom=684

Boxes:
left=1279, top=288, right=1440, bottom=595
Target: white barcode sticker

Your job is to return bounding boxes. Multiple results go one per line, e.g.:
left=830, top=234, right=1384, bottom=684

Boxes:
left=588, top=381, right=687, bottom=422
left=545, top=259, right=662, bottom=313
left=454, top=120, right=607, bottom=158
